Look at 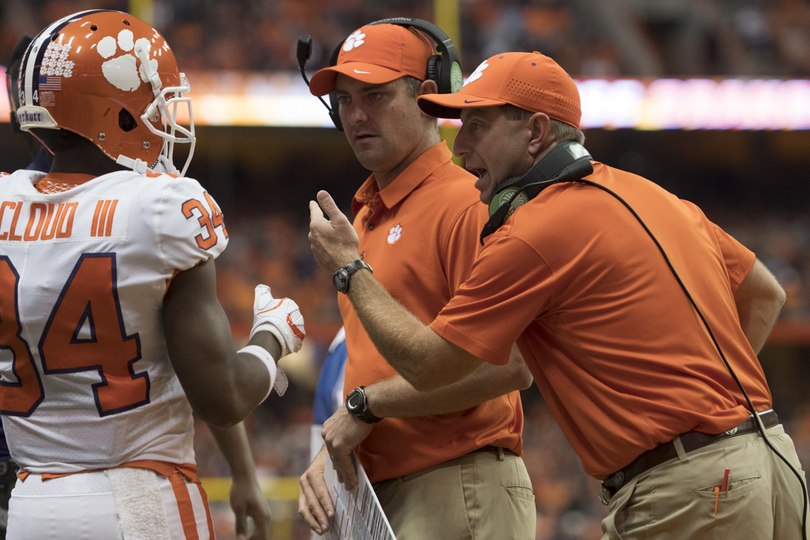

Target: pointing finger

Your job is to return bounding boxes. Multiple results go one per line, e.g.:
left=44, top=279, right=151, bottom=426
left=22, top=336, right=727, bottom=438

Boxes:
left=316, top=190, right=341, bottom=220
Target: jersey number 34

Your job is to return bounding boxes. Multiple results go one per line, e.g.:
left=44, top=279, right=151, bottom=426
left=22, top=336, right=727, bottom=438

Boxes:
left=0, top=253, right=147, bottom=417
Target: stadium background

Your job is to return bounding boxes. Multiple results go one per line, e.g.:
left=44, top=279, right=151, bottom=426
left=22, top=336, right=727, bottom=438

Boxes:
left=2, top=0, right=810, bottom=538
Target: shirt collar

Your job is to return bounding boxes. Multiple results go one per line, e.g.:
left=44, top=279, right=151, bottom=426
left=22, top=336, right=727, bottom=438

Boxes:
left=351, top=142, right=454, bottom=216
left=40, top=172, right=96, bottom=185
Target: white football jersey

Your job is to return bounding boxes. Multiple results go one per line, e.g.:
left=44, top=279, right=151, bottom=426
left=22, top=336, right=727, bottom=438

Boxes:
left=0, top=169, right=229, bottom=473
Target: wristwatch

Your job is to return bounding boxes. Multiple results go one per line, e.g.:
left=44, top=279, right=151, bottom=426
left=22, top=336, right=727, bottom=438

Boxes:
left=333, top=260, right=373, bottom=294
left=345, top=386, right=382, bottom=424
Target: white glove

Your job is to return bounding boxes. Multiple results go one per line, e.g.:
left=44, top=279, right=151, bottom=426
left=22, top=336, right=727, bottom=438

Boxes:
left=249, top=285, right=305, bottom=357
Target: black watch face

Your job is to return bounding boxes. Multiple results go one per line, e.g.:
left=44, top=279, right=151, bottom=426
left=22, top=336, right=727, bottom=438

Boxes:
left=346, top=390, right=362, bottom=410
left=333, top=270, right=347, bottom=292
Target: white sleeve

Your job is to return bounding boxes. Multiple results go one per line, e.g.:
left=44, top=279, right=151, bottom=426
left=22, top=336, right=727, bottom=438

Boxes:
left=152, top=176, right=230, bottom=272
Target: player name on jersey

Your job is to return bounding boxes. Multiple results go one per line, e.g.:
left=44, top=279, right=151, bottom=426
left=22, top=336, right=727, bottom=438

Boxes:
left=0, top=198, right=128, bottom=243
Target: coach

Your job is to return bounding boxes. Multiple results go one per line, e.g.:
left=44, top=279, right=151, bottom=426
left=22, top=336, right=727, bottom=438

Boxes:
left=309, top=51, right=809, bottom=539
left=298, top=23, right=535, bottom=540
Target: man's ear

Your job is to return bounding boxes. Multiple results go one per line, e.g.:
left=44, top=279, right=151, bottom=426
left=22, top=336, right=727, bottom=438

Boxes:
left=418, top=79, right=439, bottom=96
left=527, top=113, right=553, bottom=159
left=417, top=80, right=441, bottom=124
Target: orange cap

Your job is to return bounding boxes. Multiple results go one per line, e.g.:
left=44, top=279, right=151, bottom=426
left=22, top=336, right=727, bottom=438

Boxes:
left=417, top=51, right=581, bottom=128
left=309, top=24, right=434, bottom=96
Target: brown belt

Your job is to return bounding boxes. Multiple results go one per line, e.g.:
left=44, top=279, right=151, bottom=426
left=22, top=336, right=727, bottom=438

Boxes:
left=470, top=445, right=519, bottom=457
left=599, top=409, right=780, bottom=505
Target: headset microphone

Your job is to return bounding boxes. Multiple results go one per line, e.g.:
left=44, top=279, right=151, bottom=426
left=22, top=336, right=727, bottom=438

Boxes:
left=296, top=34, right=342, bottom=130
left=295, top=34, right=312, bottom=72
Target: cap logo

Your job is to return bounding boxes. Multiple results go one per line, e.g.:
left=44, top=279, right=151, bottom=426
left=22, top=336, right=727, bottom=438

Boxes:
left=97, top=29, right=157, bottom=92
left=464, top=60, right=488, bottom=86
left=342, top=30, right=366, bottom=52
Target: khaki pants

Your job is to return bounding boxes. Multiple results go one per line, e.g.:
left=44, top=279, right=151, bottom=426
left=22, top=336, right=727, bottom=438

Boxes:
left=374, top=448, right=536, bottom=540
left=601, top=424, right=809, bottom=540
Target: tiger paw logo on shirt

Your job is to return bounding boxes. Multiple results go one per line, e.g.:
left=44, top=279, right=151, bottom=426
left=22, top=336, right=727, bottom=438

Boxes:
left=387, top=224, right=402, bottom=244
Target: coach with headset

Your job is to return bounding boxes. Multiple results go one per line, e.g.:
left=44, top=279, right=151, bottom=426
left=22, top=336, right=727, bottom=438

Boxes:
left=309, top=50, right=810, bottom=539
left=297, top=20, right=536, bottom=539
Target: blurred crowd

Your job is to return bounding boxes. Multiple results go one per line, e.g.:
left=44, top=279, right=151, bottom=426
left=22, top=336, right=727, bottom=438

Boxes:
left=2, top=0, right=810, bottom=78
left=720, top=211, right=810, bottom=321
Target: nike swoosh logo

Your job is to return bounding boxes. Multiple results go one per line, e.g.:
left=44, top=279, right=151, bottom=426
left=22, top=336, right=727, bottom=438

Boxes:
left=354, top=69, right=371, bottom=74
left=464, top=99, right=483, bottom=103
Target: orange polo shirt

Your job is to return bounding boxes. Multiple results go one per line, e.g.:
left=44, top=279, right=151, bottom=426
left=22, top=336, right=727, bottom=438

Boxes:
left=432, top=162, right=770, bottom=479
left=341, top=142, right=524, bottom=483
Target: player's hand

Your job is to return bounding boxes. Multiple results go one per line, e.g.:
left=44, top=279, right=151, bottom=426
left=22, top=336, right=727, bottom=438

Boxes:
left=250, top=285, right=305, bottom=357
left=322, top=406, right=374, bottom=490
left=308, top=190, right=362, bottom=273
left=299, top=446, right=336, bottom=535
left=229, top=473, right=270, bottom=540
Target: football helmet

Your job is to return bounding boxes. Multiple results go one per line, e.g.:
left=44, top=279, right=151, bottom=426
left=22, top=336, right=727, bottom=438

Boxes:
left=6, top=35, right=33, bottom=134
left=16, top=10, right=195, bottom=175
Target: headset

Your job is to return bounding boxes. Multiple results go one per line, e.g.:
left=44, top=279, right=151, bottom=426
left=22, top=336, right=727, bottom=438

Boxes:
left=485, top=141, right=809, bottom=538
left=481, top=140, right=593, bottom=244
left=296, top=17, right=463, bottom=131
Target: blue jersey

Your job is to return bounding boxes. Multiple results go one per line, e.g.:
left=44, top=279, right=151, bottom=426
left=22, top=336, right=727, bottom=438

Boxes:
left=313, top=328, right=347, bottom=424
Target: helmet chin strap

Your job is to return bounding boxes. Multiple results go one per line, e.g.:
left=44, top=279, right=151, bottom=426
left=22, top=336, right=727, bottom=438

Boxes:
left=135, top=42, right=163, bottom=95
left=115, top=155, right=150, bottom=175
left=115, top=155, right=178, bottom=175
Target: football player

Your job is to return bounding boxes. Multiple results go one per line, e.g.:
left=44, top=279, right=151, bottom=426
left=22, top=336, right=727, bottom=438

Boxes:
left=1, top=10, right=303, bottom=539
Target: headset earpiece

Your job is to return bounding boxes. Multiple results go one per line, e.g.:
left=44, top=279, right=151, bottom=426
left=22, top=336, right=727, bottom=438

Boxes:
left=425, top=55, right=441, bottom=91
left=488, top=186, right=530, bottom=219
left=369, top=17, right=464, bottom=94
left=434, top=43, right=463, bottom=94
left=480, top=142, right=594, bottom=244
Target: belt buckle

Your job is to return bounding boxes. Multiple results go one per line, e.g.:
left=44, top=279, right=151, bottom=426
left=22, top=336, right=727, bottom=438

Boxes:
left=599, top=484, right=613, bottom=506
left=599, top=483, right=612, bottom=505
left=724, top=426, right=738, bottom=436
left=598, top=470, right=625, bottom=506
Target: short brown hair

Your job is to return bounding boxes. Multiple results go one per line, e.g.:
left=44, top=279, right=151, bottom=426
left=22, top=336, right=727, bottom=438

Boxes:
left=500, top=104, right=585, bottom=145
left=403, top=76, right=422, bottom=98
left=550, top=119, right=585, bottom=145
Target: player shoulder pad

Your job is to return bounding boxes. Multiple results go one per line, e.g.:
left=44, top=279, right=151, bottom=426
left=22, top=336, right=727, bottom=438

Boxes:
left=150, top=175, right=229, bottom=272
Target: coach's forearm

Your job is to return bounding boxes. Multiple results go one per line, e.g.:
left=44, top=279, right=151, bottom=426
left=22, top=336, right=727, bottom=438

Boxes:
left=363, top=344, right=531, bottom=418
left=346, top=270, right=481, bottom=391
left=734, top=259, right=786, bottom=353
